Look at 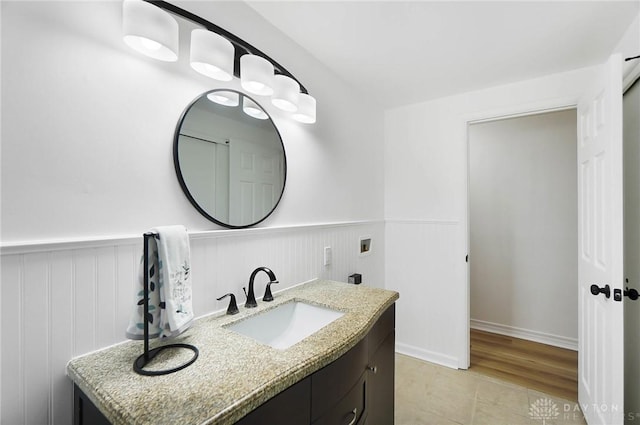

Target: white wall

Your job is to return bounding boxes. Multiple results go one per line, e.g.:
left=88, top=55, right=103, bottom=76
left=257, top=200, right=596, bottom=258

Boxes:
left=0, top=0, right=385, bottom=243
left=1, top=221, right=385, bottom=425
left=469, top=109, right=578, bottom=348
left=384, top=5, right=639, bottom=370
left=0, top=1, right=386, bottom=424
left=385, top=66, right=598, bottom=368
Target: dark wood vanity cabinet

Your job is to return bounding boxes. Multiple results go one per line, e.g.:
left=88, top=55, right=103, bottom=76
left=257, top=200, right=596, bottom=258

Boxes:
left=236, top=303, right=395, bottom=425
left=74, top=304, right=395, bottom=425
left=311, top=338, right=368, bottom=425
left=366, top=306, right=396, bottom=425
left=74, top=384, right=110, bottom=425
left=234, top=377, right=311, bottom=425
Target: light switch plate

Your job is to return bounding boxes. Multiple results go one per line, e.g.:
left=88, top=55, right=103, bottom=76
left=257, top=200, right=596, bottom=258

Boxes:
left=324, top=246, right=332, bottom=266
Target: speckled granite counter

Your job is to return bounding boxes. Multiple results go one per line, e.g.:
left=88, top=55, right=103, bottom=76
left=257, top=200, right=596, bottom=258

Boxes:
left=67, top=279, right=399, bottom=425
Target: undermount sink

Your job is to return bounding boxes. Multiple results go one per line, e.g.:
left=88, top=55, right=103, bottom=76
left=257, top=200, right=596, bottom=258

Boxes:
left=225, top=301, right=344, bottom=349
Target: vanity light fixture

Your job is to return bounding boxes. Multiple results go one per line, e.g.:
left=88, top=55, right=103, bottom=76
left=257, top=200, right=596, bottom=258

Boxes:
left=243, top=97, right=269, bottom=120
left=123, top=0, right=317, bottom=124
left=190, top=29, right=234, bottom=81
left=271, top=75, right=300, bottom=112
left=292, top=93, right=317, bottom=124
left=207, top=90, right=239, bottom=107
left=240, top=54, right=275, bottom=96
left=122, top=0, right=178, bottom=62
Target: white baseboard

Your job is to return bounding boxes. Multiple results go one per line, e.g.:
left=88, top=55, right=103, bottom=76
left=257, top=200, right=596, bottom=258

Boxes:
left=395, top=342, right=460, bottom=369
left=470, top=319, right=578, bottom=351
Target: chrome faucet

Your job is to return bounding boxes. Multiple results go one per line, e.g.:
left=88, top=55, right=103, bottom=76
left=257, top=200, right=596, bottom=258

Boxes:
left=243, top=267, right=279, bottom=308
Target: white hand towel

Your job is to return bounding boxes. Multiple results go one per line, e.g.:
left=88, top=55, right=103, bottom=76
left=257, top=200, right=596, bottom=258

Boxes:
left=126, top=225, right=194, bottom=340
left=154, top=225, right=194, bottom=338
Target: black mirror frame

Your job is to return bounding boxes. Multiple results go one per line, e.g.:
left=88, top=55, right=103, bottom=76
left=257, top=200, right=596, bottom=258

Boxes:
left=173, top=89, right=287, bottom=229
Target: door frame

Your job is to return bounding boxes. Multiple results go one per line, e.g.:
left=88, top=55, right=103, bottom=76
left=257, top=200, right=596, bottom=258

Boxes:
left=462, top=96, right=580, bottom=368
left=460, top=60, right=640, bottom=370
left=623, top=58, right=640, bottom=92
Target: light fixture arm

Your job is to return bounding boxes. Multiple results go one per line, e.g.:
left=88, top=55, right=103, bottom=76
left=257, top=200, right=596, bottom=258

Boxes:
left=145, top=0, right=309, bottom=94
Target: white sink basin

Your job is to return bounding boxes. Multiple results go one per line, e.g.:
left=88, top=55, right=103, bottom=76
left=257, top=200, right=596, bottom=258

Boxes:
left=226, top=301, right=344, bottom=349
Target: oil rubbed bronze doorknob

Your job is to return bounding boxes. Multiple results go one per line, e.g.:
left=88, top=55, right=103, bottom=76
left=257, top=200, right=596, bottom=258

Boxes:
left=624, top=287, right=639, bottom=301
left=622, top=278, right=640, bottom=301
left=590, top=284, right=611, bottom=299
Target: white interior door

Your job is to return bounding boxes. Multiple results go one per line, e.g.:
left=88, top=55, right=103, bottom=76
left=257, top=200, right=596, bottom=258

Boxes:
left=577, top=53, right=624, bottom=425
left=178, top=135, right=230, bottom=222
left=229, top=138, right=282, bottom=224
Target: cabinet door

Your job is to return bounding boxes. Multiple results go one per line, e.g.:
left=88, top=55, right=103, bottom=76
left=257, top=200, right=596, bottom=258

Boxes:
left=234, top=377, right=311, bottom=425
left=366, top=331, right=395, bottom=425
left=367, top=305, right=395, bottom=355
left=311, top=338, right=367, bottom=421
left=312, top=374, right=367, bottom=425
left=74, top=385, right=111, bottom=425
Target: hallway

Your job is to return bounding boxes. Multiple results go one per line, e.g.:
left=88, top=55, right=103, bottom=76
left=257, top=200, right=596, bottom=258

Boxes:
left=470, top=329, right=578, bottom=401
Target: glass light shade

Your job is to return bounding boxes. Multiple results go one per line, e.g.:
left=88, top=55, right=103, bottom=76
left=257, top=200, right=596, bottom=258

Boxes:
left=243, top=97, right=269, bottom=120
left=241, top=55, right=274, bottom=96
left=122, top=0, right=178, bottom=62
left=271, top=75, right=300, bottom=112
left=190, top=29, right=234, bottom=81
left=292, top=93, right=316, bottom=124
left=207, top=91, right=239, bottom=107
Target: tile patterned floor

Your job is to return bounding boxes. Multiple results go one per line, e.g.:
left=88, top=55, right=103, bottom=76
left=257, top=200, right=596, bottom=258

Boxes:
left=395, top=354, right=587, bottom=425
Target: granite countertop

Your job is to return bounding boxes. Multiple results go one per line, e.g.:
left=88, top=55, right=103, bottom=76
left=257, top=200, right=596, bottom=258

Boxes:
left=67, top=279, right=399, bottom=425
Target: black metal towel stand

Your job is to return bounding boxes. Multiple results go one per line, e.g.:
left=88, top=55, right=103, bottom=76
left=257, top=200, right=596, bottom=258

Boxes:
left=133, top=231, right=199, bottom=376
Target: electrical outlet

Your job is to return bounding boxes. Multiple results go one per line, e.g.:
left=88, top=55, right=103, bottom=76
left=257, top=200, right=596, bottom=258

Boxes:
left=324, top=246, right=332, bottom=266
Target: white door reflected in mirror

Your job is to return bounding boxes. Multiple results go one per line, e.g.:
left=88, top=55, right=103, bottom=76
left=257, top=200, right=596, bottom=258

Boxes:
left=174, top=89, right=286, bottom=228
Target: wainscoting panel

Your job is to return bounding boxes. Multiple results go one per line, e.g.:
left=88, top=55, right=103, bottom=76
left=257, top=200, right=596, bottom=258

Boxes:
left=385, top=219, right=467, bottom=369
left=0, top=221, right=383, bottom=425
left=2, top=254, right=25, bottom=425
left=50, top=251, right=75, bottom=425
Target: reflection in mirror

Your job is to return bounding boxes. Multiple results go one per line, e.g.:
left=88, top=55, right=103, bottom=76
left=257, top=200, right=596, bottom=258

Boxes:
left=174, top=89, right=286, bottom=228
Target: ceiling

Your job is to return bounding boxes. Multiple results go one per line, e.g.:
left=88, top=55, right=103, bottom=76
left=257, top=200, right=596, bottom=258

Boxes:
left=246, top=1, right=639, bottom=108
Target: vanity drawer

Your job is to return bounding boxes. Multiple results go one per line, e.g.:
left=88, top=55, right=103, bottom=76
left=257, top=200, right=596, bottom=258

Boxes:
left=311, top=337, right=367, bottom=420
left=367, top=304, right=395, bottom=355
left=312, top=373, right=367, bottom=425
left=234, top=377, right=311, bottom=425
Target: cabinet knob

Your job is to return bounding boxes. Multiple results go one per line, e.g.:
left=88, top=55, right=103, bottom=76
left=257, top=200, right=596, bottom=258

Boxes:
left=367, top=365, right=378, bottom=374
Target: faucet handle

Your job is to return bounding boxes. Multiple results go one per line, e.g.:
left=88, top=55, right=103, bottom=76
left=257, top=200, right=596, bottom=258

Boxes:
left=243, top=286, right=258, bottom=308
left=216, top=293, right=239, bottom=315
left=263, top=280, right=279, bottom=302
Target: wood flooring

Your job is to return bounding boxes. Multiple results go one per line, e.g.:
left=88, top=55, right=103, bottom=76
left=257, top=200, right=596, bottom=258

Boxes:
left=470, top=329, right=578, bottom=401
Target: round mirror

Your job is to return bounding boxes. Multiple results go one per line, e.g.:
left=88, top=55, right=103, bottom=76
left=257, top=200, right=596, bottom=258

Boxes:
left=174, top=89, right=286, bottom=228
